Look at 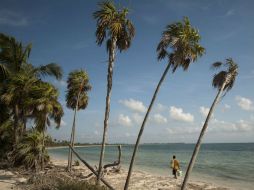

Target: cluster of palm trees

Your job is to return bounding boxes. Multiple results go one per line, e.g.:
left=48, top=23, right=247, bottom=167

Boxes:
left=92, top=1, right=238, bottom=190
left=0, top=33, right=64, bottom=170
left=0, top=32, right=92, bottom=172
left=0, top=0, right=239, bottom=189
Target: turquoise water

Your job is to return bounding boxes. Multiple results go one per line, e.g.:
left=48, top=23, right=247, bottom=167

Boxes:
left=48, top=143, right=254, bottom=190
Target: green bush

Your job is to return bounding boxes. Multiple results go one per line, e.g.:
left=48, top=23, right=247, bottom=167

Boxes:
left=74, top=160, right=80, bottom=166
left=0, top=119, right=14, bottom=160
left=10, top=130, right=49, bottom=170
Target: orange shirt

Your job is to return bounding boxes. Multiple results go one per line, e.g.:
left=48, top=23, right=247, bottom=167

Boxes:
left=172, top=159, right=180, bottom=170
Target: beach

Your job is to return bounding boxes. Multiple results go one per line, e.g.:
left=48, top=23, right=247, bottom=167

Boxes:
left=52, top=158, right=230, bottom=190
left=0, top=158, right=230, bottom=190
left=1, top=143, right=253, bottom=189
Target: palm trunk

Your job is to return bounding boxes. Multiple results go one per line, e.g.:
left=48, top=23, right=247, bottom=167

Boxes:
left=22, top=118, right=27, bottom=135
left=97, top=37, right=117, bottom=183
left=41, top=128, right=45, bottom=170
left=21, top=111, right=26, bottom=136
left=181, top=81, right=226, bottom=190
left=67, top=92, right=80, bottom=171
left=124, top=62, right=171, bottom=190
left=13, top=104, right=19, bottom=144
left=41, top=115, right=47, bottom=171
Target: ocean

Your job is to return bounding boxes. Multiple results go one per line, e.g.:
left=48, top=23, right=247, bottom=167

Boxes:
left=48, top=143, right=254, bottom=190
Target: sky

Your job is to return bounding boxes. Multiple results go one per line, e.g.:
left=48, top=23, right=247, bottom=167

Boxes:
left=1, top=0, right=254, bottom=143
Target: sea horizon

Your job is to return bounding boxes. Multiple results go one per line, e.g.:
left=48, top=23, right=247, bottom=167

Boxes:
left=47, top=142, right=254, bottom=146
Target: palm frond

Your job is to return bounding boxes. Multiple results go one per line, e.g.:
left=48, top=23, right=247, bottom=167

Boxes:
left=66, top=70, right=91, bottom=110
left=0, top=64, right=9, bottom=80
left=35, top=63, right=63, bottom=80
left=93, top=1, right=135, bottom=51
left=157, top=17, right=205, bottom=72
left=211, top=62, right=223, bottom=70
left=212, top=58, right=238, bottom=92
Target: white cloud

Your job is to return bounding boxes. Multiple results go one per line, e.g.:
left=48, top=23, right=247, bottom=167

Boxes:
left=211, top=119, right=253, bottom=132
left=166, top=119, right=253, bottom=135
left=200, top=106, right=209, bottom=117
left=224, top=104, right=231, bottom=109
left=222, top=104, right=231, bottom=112
left=170, top=106, right=194, bottom=123
left=0, top=10, right=28, bottom=26
left=118, top=114, right=132, bottom=127
left=151, top=114, right=167, bottom=124
left=60, top=120, right=67, bottom=127
left=225, top=9, right=235, bottom=17
left=156, top=103, right=168, bottom=112
left=119, top=99, right=146, bottom=113
left=132, top=113, right=143, bottom=125
left=235, top=96, right=254, bottom=111
left=53, top=79, right=67, bottom=87
left=166, top=126, right=200, bottom=135
left=94, top=130, right=99, bottom=135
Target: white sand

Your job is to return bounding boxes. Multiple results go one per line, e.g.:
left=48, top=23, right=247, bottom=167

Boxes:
left=0, top=158, right=230, bottom=190
left=52, top=158, right=229, bottom=190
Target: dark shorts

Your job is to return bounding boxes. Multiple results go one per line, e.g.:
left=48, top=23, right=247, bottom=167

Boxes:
left=172, top=169, right=177, bottom=175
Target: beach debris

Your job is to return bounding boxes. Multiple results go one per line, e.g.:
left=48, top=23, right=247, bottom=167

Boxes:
left=68, top=144, right=115, bottom=190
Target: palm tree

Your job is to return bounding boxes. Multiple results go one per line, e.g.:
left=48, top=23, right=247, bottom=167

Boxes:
left=181, top=58, right=238, bottom=190
left=124, top=17, right=205, bottom=190
left=93, top=1, right=135, bottom=182
left=1, top=70, right=38, bottom=143
left=28, top=81, right=63, bottom=170
left=66, top=70, right=91, bottom=171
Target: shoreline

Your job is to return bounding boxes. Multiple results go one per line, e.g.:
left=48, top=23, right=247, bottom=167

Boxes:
left=46, top=144, right=121, bottom=149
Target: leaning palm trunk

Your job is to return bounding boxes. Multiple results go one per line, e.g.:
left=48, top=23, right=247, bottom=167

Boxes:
left=97, top=37, right=117, bottom=183
left=67, top=92, right=80, bottom=171
left=124, top=62, right=171, bottom=190
left=181, top=81, right=227, bottom=190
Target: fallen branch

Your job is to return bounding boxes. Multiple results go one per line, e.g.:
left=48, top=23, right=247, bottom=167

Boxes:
left=68, top=144, right=115, bottom=190
left=82, top=172, right=94, bottom=179
left=103, top=145, right=121, bottom=169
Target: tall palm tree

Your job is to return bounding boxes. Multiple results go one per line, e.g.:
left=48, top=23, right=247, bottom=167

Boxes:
left=181, top=58, right=238, bottom=190
left=93, top=1, right=135, bottom=182
left=124, top=17, right=205, bottom=190
left=28, top=81, right=63, bottom=170
left=66, top=70, right=91, bottom=171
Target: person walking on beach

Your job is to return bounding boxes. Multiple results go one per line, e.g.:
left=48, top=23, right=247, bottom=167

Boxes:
left=170, top=155, right=180, bottom=179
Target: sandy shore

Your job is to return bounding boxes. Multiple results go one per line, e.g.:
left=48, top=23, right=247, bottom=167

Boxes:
left=0, top=158, right=230, bottom=190
left=51, top=158, right=230, bottom=190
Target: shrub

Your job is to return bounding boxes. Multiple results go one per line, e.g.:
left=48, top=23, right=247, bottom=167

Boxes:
left=10, top=130, right=49, bottom=170
left=74, top=160, right=80, bottom=166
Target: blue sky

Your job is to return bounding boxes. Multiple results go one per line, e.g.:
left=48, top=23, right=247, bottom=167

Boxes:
left=1, top=0, right=254, bottom=143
